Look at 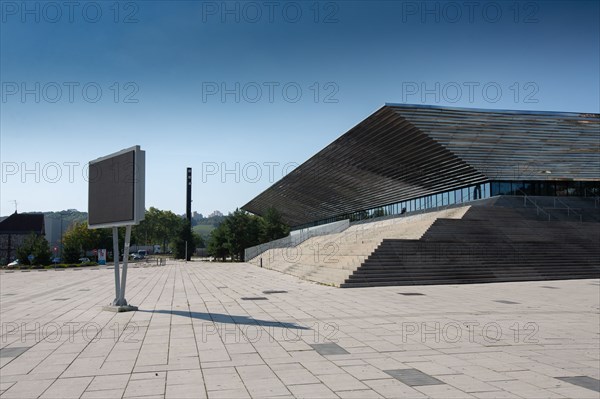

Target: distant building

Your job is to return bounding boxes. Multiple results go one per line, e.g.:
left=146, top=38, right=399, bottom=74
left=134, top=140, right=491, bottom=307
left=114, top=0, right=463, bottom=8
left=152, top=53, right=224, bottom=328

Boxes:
left=0, top=212, right=45, bottom=264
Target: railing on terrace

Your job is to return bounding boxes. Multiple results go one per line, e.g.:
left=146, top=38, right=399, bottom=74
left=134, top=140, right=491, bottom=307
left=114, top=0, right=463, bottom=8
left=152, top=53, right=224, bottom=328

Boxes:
left=244, top=219, right=350, bottom=262
left=517, top=190, right=552, bottom=221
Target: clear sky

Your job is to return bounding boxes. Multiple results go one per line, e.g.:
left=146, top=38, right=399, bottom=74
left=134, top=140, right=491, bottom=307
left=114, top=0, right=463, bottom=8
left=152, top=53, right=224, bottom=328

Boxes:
left=1, top=0, right=599, bottom=216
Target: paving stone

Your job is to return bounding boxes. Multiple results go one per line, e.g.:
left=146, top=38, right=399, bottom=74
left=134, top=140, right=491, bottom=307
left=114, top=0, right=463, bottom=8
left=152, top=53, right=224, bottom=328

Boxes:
left=416, top=383, right=477, bottom=398
left=316, top=373, right=368, bottom=391
left=437, top=373, right=499, bottom=393
left=363, top=378, right=428, bottom=398
left=40, top=376, right=93, bottom=398
left=81, top=388, right=126, bottom=398
left=310, top=343, right=350, bottom=355
left=556, top=376, right=600, bottom=392
left=123, top=376, right=166, bottom=397
left=207, top=388, right=251, bottom=398
left=273, top=367, right=320, bottom=385
left=336, top=388, right=384, bottom=398
left=287, top=383, right=338, bottom=398
left=384, top=368, right=444, bottom=386
left=342, top=364, right=390, bottom=380
left=165, top=383, right=207, bottom=398
left=0, top=379, right=55, bottom=398
left=86, top=374, right=131, bottom=391
left=0, top=347, right=30, bottom=358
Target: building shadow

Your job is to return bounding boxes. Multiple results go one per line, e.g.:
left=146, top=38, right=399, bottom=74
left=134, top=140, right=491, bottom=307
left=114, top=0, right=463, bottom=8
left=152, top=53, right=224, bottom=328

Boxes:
left=138, top=309, right=310, bottom=330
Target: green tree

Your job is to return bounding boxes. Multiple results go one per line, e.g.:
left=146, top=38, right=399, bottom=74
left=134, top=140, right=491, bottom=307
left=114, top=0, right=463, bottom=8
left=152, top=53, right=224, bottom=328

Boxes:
left=62, top=222, right=91, bottom=261
left=62, top=241, right=81, bottom=263
left=207, top=223, right=229, bottom=261
left=223, top=209, right=262, bottom=261
left=61, top=221, right=112, bottom=262
left=132, top=207, right=183, bottom=251
left=16, top=233, right=52, bottom=265
left=206, top=209, right=289, bottom=262
left=261, top=207, right=289, bottom=242
left=172, top=220, right=202, bottom=260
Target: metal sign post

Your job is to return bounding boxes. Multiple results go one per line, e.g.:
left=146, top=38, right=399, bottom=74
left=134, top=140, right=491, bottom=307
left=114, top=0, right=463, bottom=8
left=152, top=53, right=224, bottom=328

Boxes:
left=110, top=225, right=137, bottom=310
left=88, top=146, right=145, bottom=313
left=119, top=225, right=132, bottom=305
left=112, top=226, right=120, bottom=303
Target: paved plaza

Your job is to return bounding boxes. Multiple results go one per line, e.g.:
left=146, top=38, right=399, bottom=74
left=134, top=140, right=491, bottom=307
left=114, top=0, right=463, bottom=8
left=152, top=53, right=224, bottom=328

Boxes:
left=0, top=262, right=598, bottom=398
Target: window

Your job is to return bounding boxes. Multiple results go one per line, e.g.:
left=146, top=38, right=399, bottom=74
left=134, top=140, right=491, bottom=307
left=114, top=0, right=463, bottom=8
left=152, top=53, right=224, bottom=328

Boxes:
left=556, top=182, right=569, bottom=196
left=498, top=182, right=512, bottom=195
left=483, top=182, right=490, bottom=198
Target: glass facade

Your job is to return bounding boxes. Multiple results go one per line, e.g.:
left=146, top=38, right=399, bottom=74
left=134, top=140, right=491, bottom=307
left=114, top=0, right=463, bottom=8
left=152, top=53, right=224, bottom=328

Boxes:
left=490, top=180, right=599, bottom=197
left=295, top=180, right=599, bottom=230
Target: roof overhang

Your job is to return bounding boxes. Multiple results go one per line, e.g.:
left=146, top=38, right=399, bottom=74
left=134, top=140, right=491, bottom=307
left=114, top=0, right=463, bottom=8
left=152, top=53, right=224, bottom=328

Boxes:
left=242, top=104, right=600, bottom=227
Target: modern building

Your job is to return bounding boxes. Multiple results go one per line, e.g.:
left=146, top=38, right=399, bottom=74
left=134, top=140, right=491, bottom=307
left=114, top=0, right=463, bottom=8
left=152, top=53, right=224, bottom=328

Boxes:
left=242, top=104, right=600, bottom=287
left=243, top=104, right=599, bottom=228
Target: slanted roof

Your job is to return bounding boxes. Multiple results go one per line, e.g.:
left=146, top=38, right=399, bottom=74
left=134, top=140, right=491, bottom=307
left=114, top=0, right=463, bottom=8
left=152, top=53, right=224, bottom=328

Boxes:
left=0, top=213, right=45, bottom=235
left=242, top=104, right=600, bottom=227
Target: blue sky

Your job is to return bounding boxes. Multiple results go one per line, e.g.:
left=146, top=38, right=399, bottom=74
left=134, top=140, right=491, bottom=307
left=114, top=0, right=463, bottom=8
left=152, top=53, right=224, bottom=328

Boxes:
left=1, top=0, right=599, bottom=216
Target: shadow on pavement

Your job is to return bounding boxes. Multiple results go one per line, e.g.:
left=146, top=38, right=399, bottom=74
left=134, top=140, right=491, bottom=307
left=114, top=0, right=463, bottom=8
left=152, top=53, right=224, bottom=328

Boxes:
left=138, top=309, right=310, bottom=330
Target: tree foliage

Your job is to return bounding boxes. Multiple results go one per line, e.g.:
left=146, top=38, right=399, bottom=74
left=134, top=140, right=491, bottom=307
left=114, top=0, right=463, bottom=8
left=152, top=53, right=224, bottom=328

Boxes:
left=207, top=207, right=290, bottom=262
left=262, top=207, right=290, bottom=242
left=207, top=223, right=229, bottom=261
left=132, top=207, right=183, bottom=250
left=16, top=233, right=52, bottom=265
left=224, top=209, right=262, bottom=261
left=62, top=221, right=112, bottom=262
left=172, top=220, right=203, bottom=260
left=60, top=208, right=188, bottom=262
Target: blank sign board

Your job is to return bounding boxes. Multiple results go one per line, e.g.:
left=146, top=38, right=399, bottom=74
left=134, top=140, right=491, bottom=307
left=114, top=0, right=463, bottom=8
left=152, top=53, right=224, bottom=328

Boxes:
left=88, top=146, right=145, bottom=228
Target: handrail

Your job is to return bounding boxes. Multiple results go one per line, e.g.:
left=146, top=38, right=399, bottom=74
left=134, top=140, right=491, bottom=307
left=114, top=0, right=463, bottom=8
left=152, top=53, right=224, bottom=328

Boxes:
left=553, top=197, right=583, bottom=222
left=584, top=188, right=600, bottom=208
left=244, top=219, right=349, bottom=261
left=516, top=190, right=551, bottom=221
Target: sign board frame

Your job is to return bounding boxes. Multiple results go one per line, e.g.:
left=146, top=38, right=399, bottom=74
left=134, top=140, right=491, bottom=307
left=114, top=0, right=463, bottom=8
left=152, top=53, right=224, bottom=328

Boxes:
left=88, top=145, right=145, bottom=229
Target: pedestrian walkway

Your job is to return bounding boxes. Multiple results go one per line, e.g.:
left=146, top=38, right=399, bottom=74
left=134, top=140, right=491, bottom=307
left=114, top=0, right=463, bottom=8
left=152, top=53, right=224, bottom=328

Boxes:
left=0, top=262, right=598, bottom=398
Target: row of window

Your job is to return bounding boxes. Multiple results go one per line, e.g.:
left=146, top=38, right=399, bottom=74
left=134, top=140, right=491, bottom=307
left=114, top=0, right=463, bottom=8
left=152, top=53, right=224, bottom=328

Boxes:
left=491, top=181, right=599, bottom=197
left=296, top=180, right=599, bottom=230
left=299, top=182, right=491, bottom=229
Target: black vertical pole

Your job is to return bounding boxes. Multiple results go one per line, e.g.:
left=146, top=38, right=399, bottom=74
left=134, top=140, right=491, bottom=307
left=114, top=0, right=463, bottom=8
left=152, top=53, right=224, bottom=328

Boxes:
left=186, top=168, right=192, bottom=261
left=186, top=168, right=192, bottom=223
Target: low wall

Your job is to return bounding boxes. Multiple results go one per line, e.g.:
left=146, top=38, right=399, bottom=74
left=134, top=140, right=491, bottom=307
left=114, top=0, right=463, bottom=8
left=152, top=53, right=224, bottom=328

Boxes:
left=244, top=219, right=349, bottom=261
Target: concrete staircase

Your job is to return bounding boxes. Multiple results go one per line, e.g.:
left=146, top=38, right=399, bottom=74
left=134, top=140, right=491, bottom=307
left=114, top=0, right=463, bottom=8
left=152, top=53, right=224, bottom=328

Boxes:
left=341, top=197, right=600, bottom=287
left=248, top=206, right=471, bottom=286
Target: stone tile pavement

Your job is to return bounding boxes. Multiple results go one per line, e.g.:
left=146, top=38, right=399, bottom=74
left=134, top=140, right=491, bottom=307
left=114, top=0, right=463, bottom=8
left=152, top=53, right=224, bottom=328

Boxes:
left=0, top=261, right=598, bottom=398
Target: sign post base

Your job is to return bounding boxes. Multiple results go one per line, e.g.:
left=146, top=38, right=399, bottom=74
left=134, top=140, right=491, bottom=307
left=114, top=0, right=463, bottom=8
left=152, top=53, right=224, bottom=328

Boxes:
left=103, top=225, right=137, bottom=312
left=103, top=304, right=139, bottom=313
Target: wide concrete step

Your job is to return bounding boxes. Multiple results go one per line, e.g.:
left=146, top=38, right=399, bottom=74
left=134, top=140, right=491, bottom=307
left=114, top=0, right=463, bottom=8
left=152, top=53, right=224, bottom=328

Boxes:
left=340, top=275, right=600, bottom=288
left=347, top=270, right=600, bottom=280
left=343, top=199, right=600, bottom=287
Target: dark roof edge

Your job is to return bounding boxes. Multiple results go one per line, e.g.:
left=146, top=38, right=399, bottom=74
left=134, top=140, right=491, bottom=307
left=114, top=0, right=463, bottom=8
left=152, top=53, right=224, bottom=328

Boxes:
left=385, top=103, right=600, bottom=118
left=241, top=104, right=391, bottom=213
